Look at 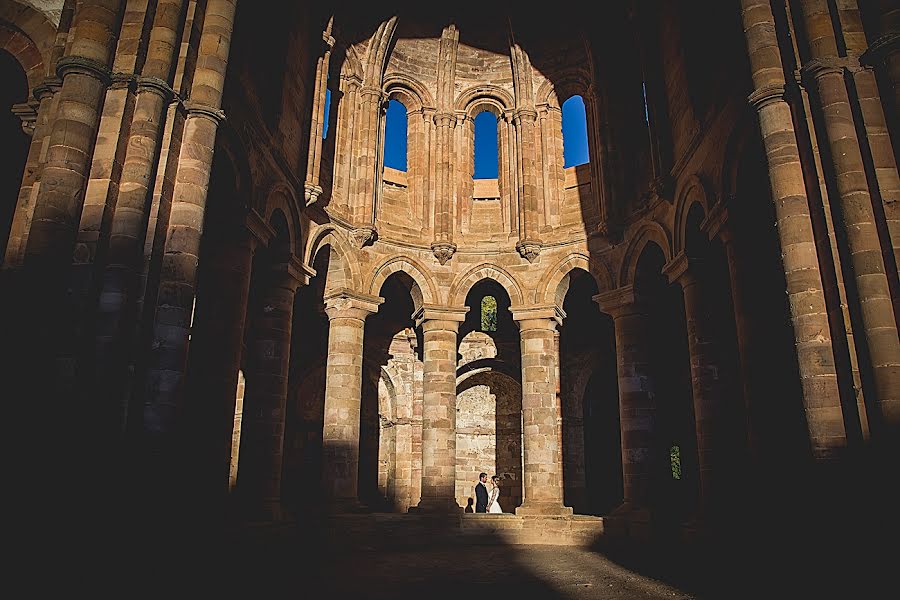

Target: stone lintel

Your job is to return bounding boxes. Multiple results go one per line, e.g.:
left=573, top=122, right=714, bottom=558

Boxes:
left=413, top=304, right=469, bottom=328
left=324, top=289, right=384, bottom=320
left=511, top=304, right=565, bottom=327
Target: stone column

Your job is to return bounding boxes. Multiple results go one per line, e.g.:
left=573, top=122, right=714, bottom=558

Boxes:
left=740, top=0, right=847, bottom=457
left=182, top=211, right=270, bottom=504
left=349, top=86, right=384, bottom=248
left=321, top=291, right=382, bottom=510
left=431, top=112, right=457, bottom=264
left=332, top=73, right=361, bottom=216
left=512, top=305, right=571, bottom=516
left=415, top=307, right=467, bottom=512
left=3, top=80, right=61, bottom=268
left=513, top=109, right=543, bottom=263
left=594, top=286, right=656, bottom=524
left=142, top=0, right=238, bottom=436
left=237, top=258, right=304, bottom=521
left=21, top=0, right=122, bottom=287
left=664, top=253, right=729, bottom=518
left=703, top=205, right=757, bottom=459
left=798, top=0, right=900, bottom=431
left=304, top=20, right=335, bottom=205
left=90, top=0, right=187, bottom=432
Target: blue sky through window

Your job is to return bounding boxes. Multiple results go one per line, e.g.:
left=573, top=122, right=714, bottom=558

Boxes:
left=322, top=88, right=331, bottom=138
left=561, top=95, right=589, bottom=168
left=473, top=111, right=498, bottom=179
left=384, top=99, right=408, bottom=171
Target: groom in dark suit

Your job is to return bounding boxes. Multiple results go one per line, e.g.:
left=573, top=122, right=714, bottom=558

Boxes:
left=475, top=472, right=489, bottom=513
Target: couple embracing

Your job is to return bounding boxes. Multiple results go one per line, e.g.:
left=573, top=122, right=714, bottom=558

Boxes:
left=474, top=472, right=503, bottom=513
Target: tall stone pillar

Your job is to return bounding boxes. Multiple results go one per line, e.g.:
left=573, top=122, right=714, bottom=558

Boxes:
left=415, top=307, right=467, bottom=512
left=182, top=211, right=270, bottom=505
left=142, top=0, right=239, bottom=437
left=703, top=205, right=757, bottom=459
left=348, top=86, right=384, bottom=248
left=798, top=0, right=900, bottom=431
left=321, top=291, right=382, bottom=510
left=740, top=0, right=847, bottom=458
left=664, top=253, right=729, bottom=518
left=304, top=19, right=335, bottom=205
left=594, top=286, right=656, bottom=525
left=431, top=112, right=458, bottom=264
left=512, top=305, right=571, bottom=516
left=237, top=259, right=304, bottom=521
left=513, top=109, right=543, bottom=263
left=90, top=0, right=187, bottom=433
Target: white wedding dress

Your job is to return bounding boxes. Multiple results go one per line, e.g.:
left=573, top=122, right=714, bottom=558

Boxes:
left=487, top=487, right=503, bottom=513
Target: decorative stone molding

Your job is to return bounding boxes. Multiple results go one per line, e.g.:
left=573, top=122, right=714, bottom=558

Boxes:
left=183, top=100, right=226, bottom=123
left=747, top=84, right=786, bottom=110
left=510, top=304, right=565, bottom=327
left=56, top=55, right=112, bottom=84
left=516, top=239, right=542, bottom=263
left=433, top=111, right=457, bottom=128
left=350, top=226, right=378, bottom=248
left=431, top=241, right=457, bottom=265
left=304, top=182, right=323, bottom=206
left=800, top=57, right=846, bottom=83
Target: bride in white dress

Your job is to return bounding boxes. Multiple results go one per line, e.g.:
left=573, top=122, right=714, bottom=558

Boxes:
left=487, top=475, right=503, bottom=513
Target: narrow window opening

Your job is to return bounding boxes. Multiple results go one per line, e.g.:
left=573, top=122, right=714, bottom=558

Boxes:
left=641, top=81, right=650, bottom=126
left=669, top=444, right=682, bottom=480
left=323, top=87, right=331, bottom=139
left=473, top=110, right=498, bottom=179
left=561, top=95, right=589, bottom=168
left=481, top=295, right=497, bottom=332
left=384, top=99, right=408, bottom=172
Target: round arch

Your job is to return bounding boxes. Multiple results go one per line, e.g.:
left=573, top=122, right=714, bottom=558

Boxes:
left=264, top=182, right=303, bottom=257
left=536, top=68, right=592, bottom=109
left=0, top=0, right=56, bottom=90
left=454, top=84, right=514, bottom=119
left=673, top=174, right=710, bottom=255
left=368, top=255, right=438, bottom=312
left=618, top=221, right=673, bottom=287
left=449, top=263, right=525, bottom=307
left=383, top=73, right=434, bottom=112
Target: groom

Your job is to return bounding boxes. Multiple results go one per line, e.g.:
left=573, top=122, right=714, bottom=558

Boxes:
left=474, top=472, right=489, bottom=513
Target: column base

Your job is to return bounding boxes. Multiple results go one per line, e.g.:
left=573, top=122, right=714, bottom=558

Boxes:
left=514, top=502, right=573, bottom=517
left=603, top=501, right=653, bottom=541
left=411, top=498, right=463, bottom=514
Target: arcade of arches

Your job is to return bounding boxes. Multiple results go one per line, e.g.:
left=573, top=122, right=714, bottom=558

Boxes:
left=1, top=0, right=899, bottom=556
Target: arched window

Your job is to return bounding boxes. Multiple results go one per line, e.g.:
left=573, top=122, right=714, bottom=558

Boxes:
left=669, top=444, right=682, bottom=480
left=323, top=88, right=331, bottom=139
left=561, top=95, right=589, bottom=168
left=384, top=99, right=408, bottom=171
left=481, top=295, right=497, bottom=332
left=473, top=111, right=498, bottom=179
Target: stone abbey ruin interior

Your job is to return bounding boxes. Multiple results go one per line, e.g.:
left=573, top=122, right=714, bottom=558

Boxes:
left=2, top=0, right=898, bottom=595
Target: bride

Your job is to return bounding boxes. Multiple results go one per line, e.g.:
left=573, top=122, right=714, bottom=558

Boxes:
left=487, top=475, right=503, bottom=513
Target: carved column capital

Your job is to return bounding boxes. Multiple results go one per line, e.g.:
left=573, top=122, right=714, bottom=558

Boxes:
left=136, top=75, right=176, bottom=102
left=431, top=241, right=457, bottom=265
left=32, top=77, right=61, bottom=101
left=324, top=289, right=384, bottom=321
left=56, top=55, right=111, bottom=84
left=413, top=305, right=469, bottom=329
left=513, top=108, right=538, bottom=125
left=433, top=111, right=457, bottom=128
left=511, top=304, right=565, bottom=329
left=183, top=100, right=226, bottom=123
left=11, top=102, right=37, bottom=136
left=304, top=182, right=323, bottom=206
left=593, top=285, right=648, bottom=316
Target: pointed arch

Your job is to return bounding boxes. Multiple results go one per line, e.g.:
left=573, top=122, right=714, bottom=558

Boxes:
left=618, top=221, right=673, bottom=287
left=305, top=224, right=361, bottom=293
left=263, top=182, right=303, bottom=257
left=367, top=255, right=438, bottom=313
left=673, top=174, right=710, bottom=255
left=363, top=16, right=398, bottom=86
left=449, top=263, right=525, bottom=307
